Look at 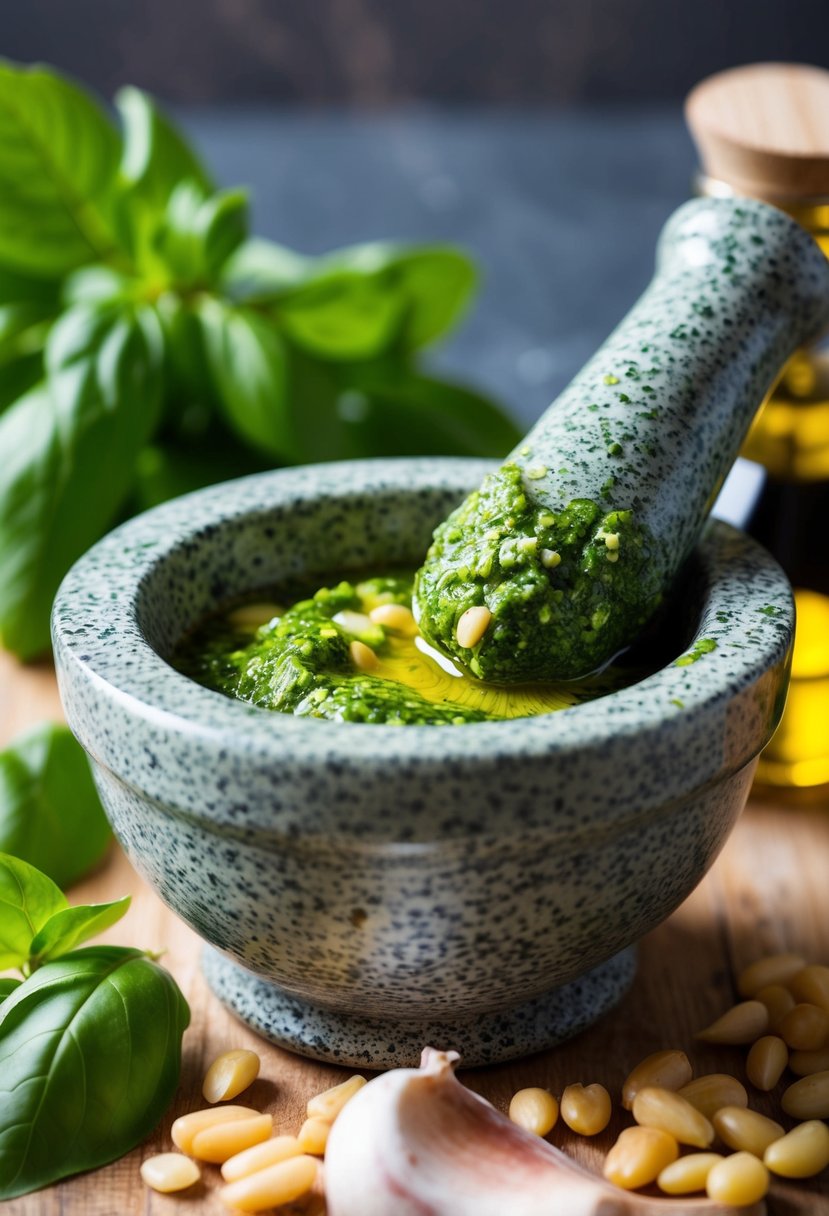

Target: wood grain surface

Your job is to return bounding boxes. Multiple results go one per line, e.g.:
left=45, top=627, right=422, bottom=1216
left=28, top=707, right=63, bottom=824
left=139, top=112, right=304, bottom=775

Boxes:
left=1, top=648, right=828, bottom=1216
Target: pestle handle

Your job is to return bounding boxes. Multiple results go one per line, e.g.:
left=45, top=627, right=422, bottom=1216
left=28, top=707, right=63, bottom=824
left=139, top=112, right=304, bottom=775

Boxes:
left=686, top=62, right=829, bottom=200
left=414, top=197, right=829, bottom=684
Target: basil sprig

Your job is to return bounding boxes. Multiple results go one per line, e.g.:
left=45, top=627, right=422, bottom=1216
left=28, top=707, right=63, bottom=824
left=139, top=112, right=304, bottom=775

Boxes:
left=0, top=61, right=519, bottom=660
left=0, top=722, right=111, bottom=888
left=0, top=852, right=190, bottom=1198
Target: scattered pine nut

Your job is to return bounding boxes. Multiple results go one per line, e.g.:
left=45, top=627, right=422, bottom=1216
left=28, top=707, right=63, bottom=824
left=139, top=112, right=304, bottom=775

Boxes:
left=712, top=1106, right=785, bottom=1158
left=632, top=1086, right=714, bottom=1148
left=603, top=1125, right=679, bottom=1190
left=203, top=1049, right=261, bottom=1103
left=777, top=1003, right=829, bottom=1051
left=706, top=1151, right=770, bottom=1206
left=657, top=1152, right=723, bottom=1195
left=678, top=1074, right=748, bottom=1121
left=140, top=1153, right=201, bottom=1193
left=540, top=548, right=561, bottom=569
left=349, top=639, right=379, bottom=671
left=746, top=1035, right=788, bottom=1091
left=789, top=964, right=829, bottom=1013
left=172, top=1106, right=260, bottom=1154
left=508, top=1088, right=559, bottom=1137
left=621, top=1049, right=692, bottom=1111
left=333, top=610, right=375, bottom=636
left=307, top=1075, right=367, bottom=1122
left=737, top=953, right=805, bottom=998
left=191, top=1114, right=273, bottom=1164
left=369, top=603, right=418, bottom=635
left=297, top=1116, right=331, bottom=1156
left=456, top=605, right=492, bottom=648
left=764, top=1119, right=829, bottom=1179
left=695, top=1000, right=769, bottom=1045
left=781, top=1070, right=829, bottom=1120
left=560, top=1083, right=611, bottom=1136
left=219, top=1154, right=318, bottom=1213
left=789, top=1045, right=829, bottom=1076
left=221, top=1135, right=302, bottom=1182
left=754, top=983, right=796, bottom=1030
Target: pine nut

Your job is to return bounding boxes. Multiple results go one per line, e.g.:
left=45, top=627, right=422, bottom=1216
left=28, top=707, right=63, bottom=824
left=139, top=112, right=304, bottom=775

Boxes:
left=508, top=1088, right=559, bottom=1136
left=777, top=1002, right=829, bottom=1051
left=228, top=603, right=282, bottom=630
left=621, top=1049, right=692, bottom=1110
left=191, top=1114, right=273, bottom=1163
left=221, top=1135, right=302, bottom=1182
left=219, top=1154, right=318, bottom=1213
left=789, top=1045, right=829, bottom=1076
left=657, top=1152, right=723, bottom=1195
left=171, top=1105, right=260, bottom=1154
left=297, top=1116, right=330, bottom=1156
left=706, top=1152, right=770, bottom=1206
left=560, top=1083, right=611, bottom=1136
left=202, top=1049, right=261, bottom=1103
left=632, top=1086, right=714, bottom=1148
left=789, top=964, right=829, bottom=1013
left=456, top=605, right=492, bottom=648
left=781, top=1069, right=829, bottom=1119
left=764, top=1119, right=829, bottom=1179
left=755, top=983, right=796, bottom=1029
left=695, top=1000, right=769, bottom=1044
left=140, top=1153, right=201, bottom=1193
left=737, top=952, right=805, bottom=998
left=333, top=610, right=374, bottom=636
left=712, top=1106, right=785, bottom=1157
left=349, top=640, right=379, bottom=671
left=746, top=1035, right=788, bottom=1091
left=678, top=1074, right=748, bottom=1121
left=603, top=1126, right=679, bottom=1189
left=369, top=604, right=418, bottom=635
left=307, top=1075, right=367, bottom=1122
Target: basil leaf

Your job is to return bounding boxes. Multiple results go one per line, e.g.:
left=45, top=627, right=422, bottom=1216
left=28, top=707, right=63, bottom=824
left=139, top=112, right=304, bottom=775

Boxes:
left=276, top=270, right=404, bottom=360
left=133, top=434, right=272, bottom=511
left=0, top=62, right=121, bottom=275
left=116, top=86, right=212, bottom=211
left=339, top=366, right=521, bottom=457
left=0, top=353, right=42, bottom=417
left=0, top=852, right=67, bottom=970
left=156, top=183, right=248, bottom=285
left=0, top=723, right=111, bottom=888
left=200, top=300, right=293, bottom=459
left=378, top=246, right=477, bottom=350
left=222, top=237, right=310, bottom=301
left=0, top=978, right=20, bottom=1005
left=28, top=897, right=130, bottom=968
left=0, top=946, right=190, bottom=1198
left=0, top=303, right=163, bottom=658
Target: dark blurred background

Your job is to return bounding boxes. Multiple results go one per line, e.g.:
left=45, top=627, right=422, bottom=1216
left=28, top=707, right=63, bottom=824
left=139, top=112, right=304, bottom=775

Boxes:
left=6, top=1, right=827, bottom=427
left=5, top=0, right=829, bottom=106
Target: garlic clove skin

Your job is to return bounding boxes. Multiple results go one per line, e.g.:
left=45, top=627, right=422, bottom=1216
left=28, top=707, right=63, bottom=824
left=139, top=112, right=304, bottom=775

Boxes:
left=324, top=1048, right=766, bottom=1216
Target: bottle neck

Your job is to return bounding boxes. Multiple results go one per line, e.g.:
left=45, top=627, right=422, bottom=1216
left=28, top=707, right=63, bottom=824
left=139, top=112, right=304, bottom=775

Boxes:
left=696, top=173, right=829, bottom=254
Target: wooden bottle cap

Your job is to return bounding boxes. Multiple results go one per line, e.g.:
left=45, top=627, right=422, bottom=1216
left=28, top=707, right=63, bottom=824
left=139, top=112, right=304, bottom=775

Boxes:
left=686, top=63, right=829, bottom=200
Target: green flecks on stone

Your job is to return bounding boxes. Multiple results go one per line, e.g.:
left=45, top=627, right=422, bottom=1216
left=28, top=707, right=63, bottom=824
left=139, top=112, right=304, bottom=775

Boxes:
left=758, top=604, right=780, bottom=617
left=603, top=373, right=620, bottom=385
left=607, top=442, right=623, bottom=456
left=670, top=698, right=685, bottom=709
left=675, top=637, right=718, bottom=667
left=619, top=392, right=631, bottom=403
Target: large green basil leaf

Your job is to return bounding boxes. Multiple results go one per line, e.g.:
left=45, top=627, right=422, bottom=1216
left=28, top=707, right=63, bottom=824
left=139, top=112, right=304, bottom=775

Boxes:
left=0, top=723, right=111, bottom=888
left=116, top=86, right=212, bottom=212
left=0, top=946, right=190, bottom=1198
left=0, top=852, right=66, bottom=971
left=0, top=62, right=121, bottom=275
left=0, top=303, right=163, bottom=658
left=28, top=897, right=130, bottom=968
left=378, top=246, right=477, bottom=350
left=200, top=300, right=294, bottom=459
left=276, top=270, right=404, bottom=361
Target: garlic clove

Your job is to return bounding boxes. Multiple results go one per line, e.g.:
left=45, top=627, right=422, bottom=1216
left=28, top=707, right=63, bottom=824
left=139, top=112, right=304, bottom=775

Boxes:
left=324, top=1047, right=766, bottom=1216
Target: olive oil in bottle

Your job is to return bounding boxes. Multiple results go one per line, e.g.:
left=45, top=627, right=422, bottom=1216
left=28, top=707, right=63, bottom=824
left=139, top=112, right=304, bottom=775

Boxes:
left=687, top=64, right=829, bottom=788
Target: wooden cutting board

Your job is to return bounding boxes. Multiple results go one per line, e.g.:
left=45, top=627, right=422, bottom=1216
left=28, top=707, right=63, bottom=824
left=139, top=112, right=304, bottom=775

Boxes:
left=1, top=648, right=828, bottom=1215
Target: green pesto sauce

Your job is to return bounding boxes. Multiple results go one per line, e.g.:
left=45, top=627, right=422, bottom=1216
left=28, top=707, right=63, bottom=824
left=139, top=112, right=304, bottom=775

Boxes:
left=176, top=573, right=641, bottom=726
left=413, top=462, right=664, bottom=683
left=674, top=637, right=717, bottom=667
